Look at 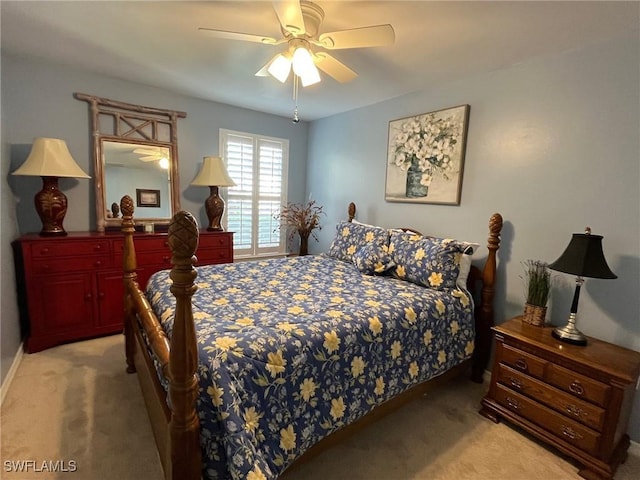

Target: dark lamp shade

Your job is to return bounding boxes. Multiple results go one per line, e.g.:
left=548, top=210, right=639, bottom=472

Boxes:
left=548, top=233, right=617, bottom=279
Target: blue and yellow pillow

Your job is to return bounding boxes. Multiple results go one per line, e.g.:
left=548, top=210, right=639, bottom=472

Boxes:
left=389, top=231, right=468, bottom=290
left=353, top=243, right=395, bottom=275
left=328, top=221, right=389, bottom=263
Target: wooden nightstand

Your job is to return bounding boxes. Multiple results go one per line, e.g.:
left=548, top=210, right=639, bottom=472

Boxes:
left=480, top=317, right=640, bottom=480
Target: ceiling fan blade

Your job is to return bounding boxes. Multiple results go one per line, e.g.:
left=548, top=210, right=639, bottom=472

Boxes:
left=314, top=52, right=357, bottom=83
left=133, top=148, right=159, bottom=155
left=272, top=0, right=305, bottom=36
left=317, top=24, right=395, bottom=49
left=198, top=27, right=279, bottom=45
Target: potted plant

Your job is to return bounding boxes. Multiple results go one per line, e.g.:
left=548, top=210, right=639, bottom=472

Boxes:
left=275, top=200, right=324, bottom=256
left=522, top=260, right=551, bottom=326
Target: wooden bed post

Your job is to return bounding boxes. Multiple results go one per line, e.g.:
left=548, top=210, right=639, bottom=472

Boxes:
left=167, top=211, right=202, bottom=480
left=120, top=195, right=138, bottom=374
left=471, top=213, right=503, bottom=383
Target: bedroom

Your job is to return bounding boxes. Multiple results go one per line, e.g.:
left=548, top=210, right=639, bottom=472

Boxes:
left=1, top=1, right=639, bottom=479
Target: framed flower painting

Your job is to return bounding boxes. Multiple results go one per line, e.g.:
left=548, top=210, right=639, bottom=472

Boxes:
left=385, top=104, right=470, bottom=205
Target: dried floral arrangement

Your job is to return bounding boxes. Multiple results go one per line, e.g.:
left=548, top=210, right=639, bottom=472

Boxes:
left=274, top=200, right=324, bottom=255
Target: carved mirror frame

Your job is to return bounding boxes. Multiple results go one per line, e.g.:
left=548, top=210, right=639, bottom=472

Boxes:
left=75, top=93, right=186, bottom=232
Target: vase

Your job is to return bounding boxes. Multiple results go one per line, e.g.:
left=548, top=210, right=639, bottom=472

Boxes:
left=523, top=303, right=547, bottom=326
left=299, top=232, right=309, bottom=256
left=405, top=158, right=429, bottom=198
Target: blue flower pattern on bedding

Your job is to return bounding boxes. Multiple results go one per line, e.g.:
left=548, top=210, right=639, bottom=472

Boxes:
left=146, top=254, right=475, bottom=480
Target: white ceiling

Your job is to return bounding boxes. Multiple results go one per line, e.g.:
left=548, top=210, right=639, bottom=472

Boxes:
left=1, top=1, right=637, bottom=121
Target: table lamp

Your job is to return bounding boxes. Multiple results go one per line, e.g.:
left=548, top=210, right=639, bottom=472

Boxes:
left=191, top=156, right=236, bottom=231
left=12, top=137, right=91, bottom=236
left=548, top=227, right=617, bottom=346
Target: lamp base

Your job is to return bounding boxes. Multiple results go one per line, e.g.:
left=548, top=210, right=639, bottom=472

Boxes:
left=552, top=324, right=587, bottom=346
left=204, top=185, right=225, bottom=232
left=36, top=176, right=68, bottom=237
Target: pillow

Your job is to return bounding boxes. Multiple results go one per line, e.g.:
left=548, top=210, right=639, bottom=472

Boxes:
left=389, top=231, right=468, bottom=290
left=328, top=221, right=390, bottom=263
left=353, top=243, right=395, bottom=275
left=456, top=243, right=480, bottom=290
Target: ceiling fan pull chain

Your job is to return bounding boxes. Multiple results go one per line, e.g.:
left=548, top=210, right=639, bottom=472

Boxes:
left=292, top=75, right=300, bottom=123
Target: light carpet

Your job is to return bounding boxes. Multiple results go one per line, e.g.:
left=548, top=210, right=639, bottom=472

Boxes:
left=1, top=334, right=638, bottom=479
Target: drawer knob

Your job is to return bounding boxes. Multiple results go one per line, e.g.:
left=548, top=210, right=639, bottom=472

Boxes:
left=509, top=377, right=523, bottom=390
left=561, top=426, right=583, bottom=441
left=506, top=396, right=522, bottom=411
left=565, top=404, right=586, bottom=418
left=163, top=256, right=170, bottom=263
left=94, top=244, right=102, bottom=251
left=94, top=260, right=102, bottom=267
left=569, top=381, right=584, bottom=396
left=515, top=358, right=528, bottom=371
left=84, top=293, right=92, bottom=301
left=41, top=248, right=50, bottom=254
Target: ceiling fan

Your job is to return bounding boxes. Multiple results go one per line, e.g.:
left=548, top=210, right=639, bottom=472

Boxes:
left=133, top=147, right=170, bottom=169
left=198, top=0, right=395, bottom=87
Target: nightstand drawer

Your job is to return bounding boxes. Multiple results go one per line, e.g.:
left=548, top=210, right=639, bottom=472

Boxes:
left=495, top=384, right=601, bottom=456
left=546, top=364, right=610, bottom=407
left=500, top=344, right=547, bottom=379
left=497, top=364, right=605, bottom=431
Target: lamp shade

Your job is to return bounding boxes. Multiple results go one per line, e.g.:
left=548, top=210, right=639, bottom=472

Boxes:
left=12, top=138, right=90, bottom=178
left=548, top=229, right=617, bottom=279
left=191, top=156, right=236, bottom=187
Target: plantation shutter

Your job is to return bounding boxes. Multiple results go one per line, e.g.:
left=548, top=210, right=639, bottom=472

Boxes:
left=222, top=129, right=288, bottom=257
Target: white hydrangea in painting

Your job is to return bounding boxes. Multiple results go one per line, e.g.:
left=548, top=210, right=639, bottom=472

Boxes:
left=385, top=105, right=469, bottom=204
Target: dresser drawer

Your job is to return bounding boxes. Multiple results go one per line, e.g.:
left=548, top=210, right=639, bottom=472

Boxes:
left=137, top=251, right=172, bottom=268
left=32, top=255, right=113, bottom=274
left=196, top=248, right=232, bottom=265
left=200, top=234, right=232, bottom=248
left=495, top=384, right=601, bottom=456
left=497, top=364, right=605, bottom=431
left=545, top=364, right=610, bottom=408
left=30, top=240, right=111, bottom=258
left=500, top=343, right=547, bottom=379
left=133, top=236, right=170, bottom=251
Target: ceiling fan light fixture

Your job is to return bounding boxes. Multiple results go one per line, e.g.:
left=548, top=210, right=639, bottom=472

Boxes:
left=292, top=46, right=321, bottom=86
left=267, top=54, right=292, bottom=83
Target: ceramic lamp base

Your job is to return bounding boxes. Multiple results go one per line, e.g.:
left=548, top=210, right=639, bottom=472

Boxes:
left=204, top=185, right=225, bottom=231
left=36, top=176, right=68, bottom=236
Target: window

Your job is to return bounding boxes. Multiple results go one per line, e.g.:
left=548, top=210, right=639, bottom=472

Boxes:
left=221, top=129, right=288, bottom=257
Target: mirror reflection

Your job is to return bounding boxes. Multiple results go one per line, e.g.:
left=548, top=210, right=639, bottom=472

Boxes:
left=102, top=141, right=172, bottom=220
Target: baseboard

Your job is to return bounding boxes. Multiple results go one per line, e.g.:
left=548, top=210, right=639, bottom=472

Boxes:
left=0, top=342, right=24, bottom=406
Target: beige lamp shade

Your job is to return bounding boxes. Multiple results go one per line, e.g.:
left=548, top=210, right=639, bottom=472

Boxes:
left=12, top=138, right=90, bottom=178
left=191, top=156, right=236, bottom=187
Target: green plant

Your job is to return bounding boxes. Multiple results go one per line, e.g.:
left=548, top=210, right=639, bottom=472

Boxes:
left=522, top=260, right=551, bottom=307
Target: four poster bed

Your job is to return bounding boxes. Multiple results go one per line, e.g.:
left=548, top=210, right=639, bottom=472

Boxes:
left=119, top=195, right=503, bottom=480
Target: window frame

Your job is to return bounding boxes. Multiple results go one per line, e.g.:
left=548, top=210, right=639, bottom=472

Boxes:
left=220, top=128, right=289, bottom=258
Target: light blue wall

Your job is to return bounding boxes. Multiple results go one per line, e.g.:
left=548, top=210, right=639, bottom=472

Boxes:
left=1, top=54, right=309, bottom=386
left=307, top=32, right=640, bottom=440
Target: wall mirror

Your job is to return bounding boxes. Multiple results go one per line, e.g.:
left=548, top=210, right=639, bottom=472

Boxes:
left=75, top=93, right=186, bottom=232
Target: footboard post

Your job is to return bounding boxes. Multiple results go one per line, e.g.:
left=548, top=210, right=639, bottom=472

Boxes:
left=471, top=213, right=503, bottom=383
left=120, top=195, right=138, bottom=374
left=167, top=211, right=202, bottom=480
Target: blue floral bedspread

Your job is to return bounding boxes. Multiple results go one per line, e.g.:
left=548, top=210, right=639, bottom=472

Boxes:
left=145, top=254, right=475, bottom=480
